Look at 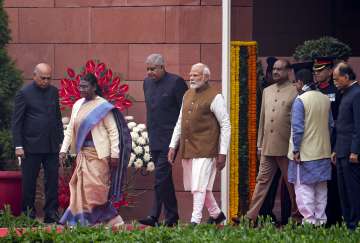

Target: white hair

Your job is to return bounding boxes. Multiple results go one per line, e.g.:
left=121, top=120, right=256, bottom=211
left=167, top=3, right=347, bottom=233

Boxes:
left=145, top=54, right=165, bottom=66
left=192, top=63, right=211, bottom=79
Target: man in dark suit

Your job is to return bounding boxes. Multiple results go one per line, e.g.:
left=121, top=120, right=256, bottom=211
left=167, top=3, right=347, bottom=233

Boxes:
left=139, top=54, right=188, bottom=227
left=12, top=63, right=63, bottom=223
left=332, top=62, right=360, bottom=230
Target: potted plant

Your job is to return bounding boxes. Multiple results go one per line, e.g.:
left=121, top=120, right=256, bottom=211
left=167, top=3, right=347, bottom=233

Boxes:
left=293, top=36, right=352, bottom=61
left=0, top=0, right=24, bottom=216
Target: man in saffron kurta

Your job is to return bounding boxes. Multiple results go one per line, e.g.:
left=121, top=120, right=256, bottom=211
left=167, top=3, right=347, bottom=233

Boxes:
left=168, top=63, right=231, bottom=225
left=287, top=68, right=332, bottom=225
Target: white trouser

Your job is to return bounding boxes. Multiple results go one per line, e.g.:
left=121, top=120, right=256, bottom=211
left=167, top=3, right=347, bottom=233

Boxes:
left=183, top=158, right=220, bottom=223
left=191, top=191, right=221, bottom=224
left=294, top=165, right=328, bottom=225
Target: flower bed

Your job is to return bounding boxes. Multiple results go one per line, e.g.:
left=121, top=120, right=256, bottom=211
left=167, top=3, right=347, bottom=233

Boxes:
left=1, top=207, right=360, bottom=242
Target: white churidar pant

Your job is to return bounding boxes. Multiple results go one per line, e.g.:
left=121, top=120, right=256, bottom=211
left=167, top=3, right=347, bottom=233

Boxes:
left=294, top=164, right=328, bottom=225
left=182, top=158, right=221, bottom=223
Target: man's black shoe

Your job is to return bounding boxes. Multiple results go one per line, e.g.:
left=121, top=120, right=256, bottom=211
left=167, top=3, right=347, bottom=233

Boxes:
left=138, top=216, right=158, bottom=227
left=44, top=215, right=59, bottom=224
left=23, top=208, right=36, bottom=220
left=207, top=211, right=226, bottom=225
left=164, top=219, right=178, bottom=227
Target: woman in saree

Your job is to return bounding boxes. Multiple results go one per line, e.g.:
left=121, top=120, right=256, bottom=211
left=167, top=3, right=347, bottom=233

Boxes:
left=59, top=73, right=131, bottom=227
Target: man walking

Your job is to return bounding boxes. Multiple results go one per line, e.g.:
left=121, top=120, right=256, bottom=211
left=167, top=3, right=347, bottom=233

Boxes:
left=12, top=63, right=63, bottom=223
left=139, top=54, right=188, bottom=227
left=246, top=59, right=298, bottom=223
left=288, top=66, right=332, bottom=225
left=168, top=63, right=230, bottom=225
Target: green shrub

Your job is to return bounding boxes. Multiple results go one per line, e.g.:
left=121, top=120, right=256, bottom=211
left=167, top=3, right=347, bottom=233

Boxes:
left=293, top=36, right=352, bottom=61
left=0, top=0, right=23, bottom=169
left=0, top=205, right=40, bottom=228
left=0, top=213, right=359, bottom=243
left=0, top=130, right=17, bottom=170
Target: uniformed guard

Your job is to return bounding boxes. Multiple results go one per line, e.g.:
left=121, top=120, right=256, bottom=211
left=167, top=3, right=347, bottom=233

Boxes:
left=313, top=56, right=342, bottom=226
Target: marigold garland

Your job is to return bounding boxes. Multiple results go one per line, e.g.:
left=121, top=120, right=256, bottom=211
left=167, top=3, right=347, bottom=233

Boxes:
left=247, top=45, right=258, bottom=200
left=229, top=41, right=258, bottom=218
left=229, top=45, right=239, bottom=219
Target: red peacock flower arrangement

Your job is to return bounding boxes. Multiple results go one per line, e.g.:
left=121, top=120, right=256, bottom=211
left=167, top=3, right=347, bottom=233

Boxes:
left=59, top=59, right=132, bottom=111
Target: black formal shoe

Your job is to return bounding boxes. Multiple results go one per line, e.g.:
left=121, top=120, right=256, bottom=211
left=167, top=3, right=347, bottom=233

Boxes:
left=164, top=219, right=178, bottom=227
left=23, top=208, right=36, bottom=220
left=43, top=211, right=59, bottom=224
left=44, top=216, right=59, bottom=224
left=207, top=211, right=226, bottom=225
left=231, top=216, right=240, bottom=225
left=138, top=216, right=159, bottom=227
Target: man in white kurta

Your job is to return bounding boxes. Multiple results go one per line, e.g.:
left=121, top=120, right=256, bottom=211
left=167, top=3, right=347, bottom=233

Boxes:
left=168, top=63, right=231, bottom=225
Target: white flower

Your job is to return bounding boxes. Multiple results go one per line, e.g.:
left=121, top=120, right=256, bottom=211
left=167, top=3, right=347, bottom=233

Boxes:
left=132, top=142, right=136, bottom=149
left=130, top=132, right=139, bottom=140
left=137, top=124, right=146, bottom=131
left=125, top=116, right=134, bottom=121
left=128, top=160, right=133, bottom=168
left=130, top=153, right=136, bottom=162
left=132, top=127, right=140, bottom=133
left=143, top=153, right=151, bottom=162
left=146, top=162, right=155, bottom=172
left=134, top=159, right=143, bottom=169
left=137, top=137, right=146, bottom=145
left=141, top=132, right=148, bottom=140
left=144, top=146, right=150, bottom=153
left=128, top=122, right=137, bottom=129
left=134, top=146, right=143, bottom=155
left=62, top=117, right=70, bottom=125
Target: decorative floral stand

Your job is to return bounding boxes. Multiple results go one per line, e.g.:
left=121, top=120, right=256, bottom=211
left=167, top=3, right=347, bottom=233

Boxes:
left=0, top=171, right=22, bottom=216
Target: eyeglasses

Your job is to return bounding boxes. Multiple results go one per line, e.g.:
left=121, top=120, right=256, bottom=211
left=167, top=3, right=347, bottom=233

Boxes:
left=40, top=76, right=51, bottom=80
left=146, top=66, right=162, bottom=72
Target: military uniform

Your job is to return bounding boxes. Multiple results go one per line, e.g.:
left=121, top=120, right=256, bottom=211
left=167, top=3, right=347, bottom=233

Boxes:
left=313, top=57, right=342, bottom=226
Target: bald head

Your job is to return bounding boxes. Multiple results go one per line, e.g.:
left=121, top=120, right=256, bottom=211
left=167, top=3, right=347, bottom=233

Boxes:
left=33, top=63, right=52, bottom=89
left=34, top=63, right=51, bottom=75
left=333, top=62, right=357, bottom=90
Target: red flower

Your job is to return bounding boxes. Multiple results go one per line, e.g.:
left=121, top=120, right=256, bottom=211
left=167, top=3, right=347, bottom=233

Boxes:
left=123, top=99, right=132, bottom=108
left=75, top=75, right=81, bottom=85
left=113, top=199, right=129, bottom=209
left=98, top=76, right=107, bottom=88
left=58, top=176, right=70, bottom=209
left=86, top=60, right=96, bottom=73
left=67, top=68, right=76, bottom=78
left=96, top=63, right=106, bottom=73
left=60, top=60, right=132, bottom=111
left=105, top=69, right=113, bottom=80
left=94, top=71, right=101, bottom=79
left=119, top=84, right=129, bottom=93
